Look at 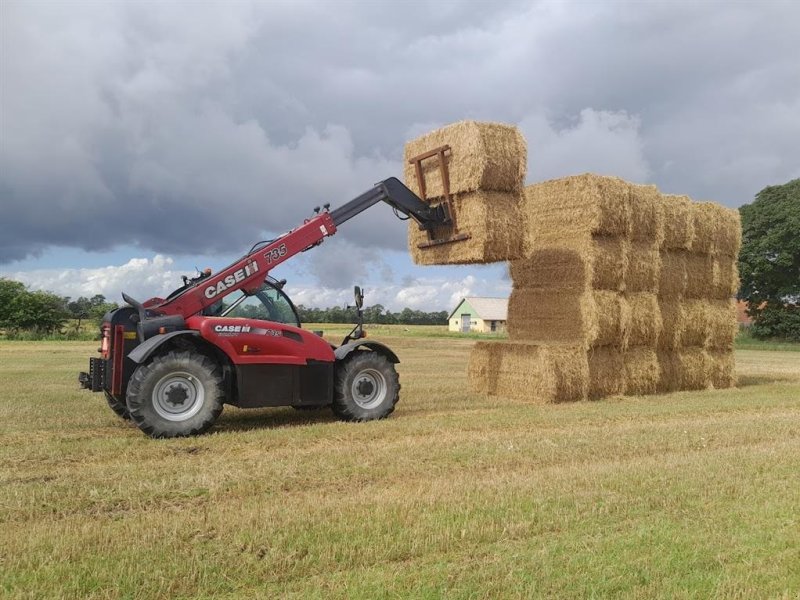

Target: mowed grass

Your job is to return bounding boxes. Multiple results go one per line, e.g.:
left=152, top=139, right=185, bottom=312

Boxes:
left=1, top=334, right=799, bottom=599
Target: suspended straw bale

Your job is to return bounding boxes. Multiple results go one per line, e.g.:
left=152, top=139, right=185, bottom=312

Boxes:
left=706, top=299, right=738, bottom=350
left=629, top=183, right=665, bottom=245
left=681, top=300, right=710, bottom=347
left=658, top=349, right=712, bottom=392
left=685, top=253, right=716, bottom=299
left=588, top=347, right=625, bottom=399
left=710, top=256, right=740, bottom=299
left=521, top=175, right=631, bottom=254
left=509, top=236, right=626, bottom=292
left=658, top=299, right=685, bottom=350
left=624, top=347, right=661, bottom=395
left=407, top=190, right=523, bottom=265
left=625, top=241, right=661, bottom=293
left=468, top=342, right=588, bottom=402
left=403, top=121, right=526, bottom=199
left=627, top=292, right=662, bottom=347
left=659, top=250, right=688, bottom=298
left=709, top=350, right=736, bottom=389
left=661, top=194, right=695, bottom=250
left=506, top=290, right=629, bottom=347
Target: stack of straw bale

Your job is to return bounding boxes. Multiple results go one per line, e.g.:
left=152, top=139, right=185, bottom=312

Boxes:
left=404, top=121, right=527, bottom=265
left=403, top=121, right=740, bottom=402
left=467, top=175, right=741, bottom=402
left=657, top=199, right=741, bottom=392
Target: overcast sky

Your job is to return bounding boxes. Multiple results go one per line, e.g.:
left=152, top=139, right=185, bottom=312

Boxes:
left=1, top=0, right=798, bottom=310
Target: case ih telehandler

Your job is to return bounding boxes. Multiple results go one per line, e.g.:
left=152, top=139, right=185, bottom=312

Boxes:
left=79, top=173, right=466, bottom=438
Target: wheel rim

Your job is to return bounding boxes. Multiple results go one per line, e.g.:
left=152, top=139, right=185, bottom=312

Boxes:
left=152, top=371, right=205, bottom=422
left=350, top=368, right=387, bottom=409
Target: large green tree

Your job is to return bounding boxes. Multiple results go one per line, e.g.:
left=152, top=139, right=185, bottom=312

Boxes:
left=0, top=278, right=27, bottom=327
left=738, top=179, right=800, bottom=341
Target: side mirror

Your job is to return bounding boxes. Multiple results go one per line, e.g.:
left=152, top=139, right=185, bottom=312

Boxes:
left=354, top=286, right=364, bottom=309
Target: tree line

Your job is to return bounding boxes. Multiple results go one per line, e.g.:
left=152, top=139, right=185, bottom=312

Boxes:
left=296, top=304, right=447, bottom=325
left=0, top=279, right=119, bottom=336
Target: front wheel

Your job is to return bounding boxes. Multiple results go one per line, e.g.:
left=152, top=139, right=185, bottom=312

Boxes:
left=332, top=352, right=399, bottom=422
left=126, top=351, right=224, bottom=438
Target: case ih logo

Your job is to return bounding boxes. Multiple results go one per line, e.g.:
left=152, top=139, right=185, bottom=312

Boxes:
left=204, top=261, right=259, bottom=299
left=214, top=324, right=252, bottom=335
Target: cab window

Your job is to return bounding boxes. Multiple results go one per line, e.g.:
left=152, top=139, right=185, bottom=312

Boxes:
left=221, top=283, right=300, bottom=326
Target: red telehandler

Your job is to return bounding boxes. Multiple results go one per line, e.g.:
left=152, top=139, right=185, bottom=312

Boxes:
left=79, top=177, right=463, bottom=438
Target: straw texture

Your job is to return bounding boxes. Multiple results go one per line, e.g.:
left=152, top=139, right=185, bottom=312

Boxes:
left=403, top=121, right=527, bottom=199
left=468, top=342, right=588, bottom=402
left=408, top=190, right=523, bottom=265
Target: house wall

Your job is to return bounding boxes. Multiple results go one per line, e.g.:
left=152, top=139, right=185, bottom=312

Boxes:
left=448, top=316, right=506, bottom=333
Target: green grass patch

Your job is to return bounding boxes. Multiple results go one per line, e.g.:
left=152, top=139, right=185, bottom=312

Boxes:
left=735, top=328, right=800, bottom=351
left=1, top=334, right=799, bottom=598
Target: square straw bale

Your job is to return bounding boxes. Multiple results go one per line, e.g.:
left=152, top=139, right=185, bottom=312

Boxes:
left=681, top=299, right=711, bottom=347
left=685, top=253, right=716, bottom=299
left=407, top=190, right=523, bottom=265
left=403, top=121, right=526, bottom=199
left=509, top=247, right=590, bottom=292
left=709, top=350, right=736, bottom=389
left=658, top=349, right=712, bottom=392
left=507, top=289, right=598, bottom=344
left=658, top=299, right=685, bottom=350
left=660, top=194, right=695, bottom=250
left=624, top=347, right=661, bottom=395
left=691, top=202, right=740, bottom=255
left=468, top=342, right=588, bottom=402
left=507, top=289, right=630, bottom=347
left=706, top=299, right=738, bottom=350
left=629, top=183, right=665, bottom=245
left=509, top=236, right=626, bottom=292
left=520, top=174, right=631, bottom=254
left=716, top=205, right=742, bottom=258
left=659, top=250, right=688, bottom=298
left=625, top=241, right=661, bottom=293
left=593, top=291, right=631, bottom=347
left=591, top=236, right=628, bottom=291
left=710, top=256, right=740, bottom=299
left=626, top=292, right=663, bottom=347
left=588, top=346, right=625, bottom=398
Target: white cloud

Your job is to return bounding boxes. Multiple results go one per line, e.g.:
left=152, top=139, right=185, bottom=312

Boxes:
left=2, top=256, right=509, bottom=311
left=1, top=256, right=182, bottom=302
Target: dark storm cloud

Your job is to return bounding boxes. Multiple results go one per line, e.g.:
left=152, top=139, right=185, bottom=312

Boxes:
left=1, top=0, right=799, bottom=264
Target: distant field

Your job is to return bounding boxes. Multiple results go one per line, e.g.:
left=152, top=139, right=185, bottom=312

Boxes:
left=1, top=330, right=799, bottom=598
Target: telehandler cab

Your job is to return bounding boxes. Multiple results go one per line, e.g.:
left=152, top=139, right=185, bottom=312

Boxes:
left=79, top=176, right=466, bottom=438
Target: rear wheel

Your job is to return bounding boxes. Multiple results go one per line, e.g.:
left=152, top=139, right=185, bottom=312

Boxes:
left=126, top=351, right=224, bottom=438
left=332, top=352, right=399, bottom=422
left=104, top=390, right=130, bottom=421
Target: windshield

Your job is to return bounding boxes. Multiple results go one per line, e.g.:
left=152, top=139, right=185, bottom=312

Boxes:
left=214, top=280, right=301, bottom=327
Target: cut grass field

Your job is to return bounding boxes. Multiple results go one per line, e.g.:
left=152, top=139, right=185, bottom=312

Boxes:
left=1, top=330, right=799, bottom=598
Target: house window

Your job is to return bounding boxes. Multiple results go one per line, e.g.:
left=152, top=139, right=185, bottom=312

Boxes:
left=490, top=320, right=496, bottom=332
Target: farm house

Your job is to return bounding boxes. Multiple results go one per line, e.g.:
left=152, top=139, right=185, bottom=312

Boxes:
left=448, top=297, right=508, bottom=333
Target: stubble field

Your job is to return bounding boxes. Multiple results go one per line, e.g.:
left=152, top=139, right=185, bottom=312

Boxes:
left=1, top=329, right=799, bottom=598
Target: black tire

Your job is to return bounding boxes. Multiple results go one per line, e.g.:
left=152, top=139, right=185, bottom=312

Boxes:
left=126, top=350, right=224, bottom=438
left=332, top=352, right=399, bottom=422
left=104, top=390, right=131, bottom=421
